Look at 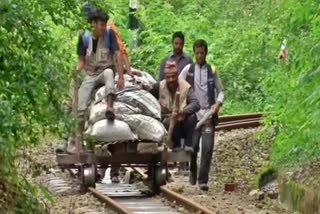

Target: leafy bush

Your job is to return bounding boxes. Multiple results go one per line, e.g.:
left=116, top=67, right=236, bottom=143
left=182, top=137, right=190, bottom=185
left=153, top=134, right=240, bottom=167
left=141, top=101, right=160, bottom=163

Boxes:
left=0, top=0, right=79, bottom=212
left=93, top=0, right=320, bottom=165
left=262, top=0, right=320, bottom=165
left=94, top=0, right=279, bottom=113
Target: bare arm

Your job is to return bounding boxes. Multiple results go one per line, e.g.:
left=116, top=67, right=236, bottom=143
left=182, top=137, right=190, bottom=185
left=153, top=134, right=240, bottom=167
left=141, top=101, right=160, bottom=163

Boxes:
left=108, top=28, right=125, bottom=89
left=122, top=54, right=132, bottom=74
left=115, top=50, right=124, bottom=89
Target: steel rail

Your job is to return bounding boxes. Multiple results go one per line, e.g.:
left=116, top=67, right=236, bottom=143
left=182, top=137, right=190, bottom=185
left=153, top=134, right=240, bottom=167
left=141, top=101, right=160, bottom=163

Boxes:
left=88, top=187, right=133, bottom=214
left=216, top=119, right=261, bottom=131
left=160, top=186, right=215, bottom=214
left=218, top=112, right=263, bottom=122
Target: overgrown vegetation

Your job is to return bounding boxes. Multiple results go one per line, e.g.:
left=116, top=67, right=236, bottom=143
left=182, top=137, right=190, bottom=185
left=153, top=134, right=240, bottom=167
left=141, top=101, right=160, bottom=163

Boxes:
left=0, top=0, right=80, bottom=212
left=111, top=0, right=320, bottom=166
left=262, top=0, right=320, bottom=165
left=0, top=0, right=319, bottom=212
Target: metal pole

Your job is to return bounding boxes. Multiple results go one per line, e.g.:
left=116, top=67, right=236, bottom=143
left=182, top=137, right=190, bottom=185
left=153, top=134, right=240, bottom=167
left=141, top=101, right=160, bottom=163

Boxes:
left=129, top=0, right=138, bottom=48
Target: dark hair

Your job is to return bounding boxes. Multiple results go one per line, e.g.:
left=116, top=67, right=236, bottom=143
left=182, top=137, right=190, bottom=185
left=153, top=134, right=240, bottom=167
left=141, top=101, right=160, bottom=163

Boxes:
left=88, top=7, right=109, bottom=23
left=193, top=39, right=208, bottom=54
left=172, top=31, right=185, bottom=44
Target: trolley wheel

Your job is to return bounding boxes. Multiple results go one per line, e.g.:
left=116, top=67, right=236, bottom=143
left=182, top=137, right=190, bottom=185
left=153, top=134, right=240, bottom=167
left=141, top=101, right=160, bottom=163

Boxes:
left=155, top=166, right=166, bottom=186
left=149, top=165, right=166, bottom=194
left=80, top=164, right=96, bottom=189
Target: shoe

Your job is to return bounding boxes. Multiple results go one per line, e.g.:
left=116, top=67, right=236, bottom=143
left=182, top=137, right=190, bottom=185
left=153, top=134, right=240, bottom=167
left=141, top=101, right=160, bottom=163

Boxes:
left=111, top=176, right=120, bottom=183
left=105, top=107, right=115, bottom=120
left=184, top=146, right=194, bottom=153
left=189, top=174, right=197, bottom=185
left=199, top=183, right=209, bottom=191
left=172, top=147, right=182, bottom=152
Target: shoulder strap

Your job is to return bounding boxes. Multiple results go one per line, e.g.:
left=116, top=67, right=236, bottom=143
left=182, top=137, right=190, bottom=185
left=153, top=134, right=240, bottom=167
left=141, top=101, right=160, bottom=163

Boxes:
left=211, top=65, right=216, bottom=74
left=206, top=64, right=217, bottom=76
left=186, top=63, right=193, bottom=74
left=103, top=26, right=111, bottom=49
left=83, top=30, right=91, bottom=49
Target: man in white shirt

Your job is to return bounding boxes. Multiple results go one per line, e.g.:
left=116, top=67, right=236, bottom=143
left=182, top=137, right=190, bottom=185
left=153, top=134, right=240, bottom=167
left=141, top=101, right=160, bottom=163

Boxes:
left=179, top=39, right=224, bottom=191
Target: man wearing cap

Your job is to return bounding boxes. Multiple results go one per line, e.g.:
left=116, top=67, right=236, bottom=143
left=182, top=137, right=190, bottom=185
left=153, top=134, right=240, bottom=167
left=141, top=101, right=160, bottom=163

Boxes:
left=147, top=61, right=200, bottom=152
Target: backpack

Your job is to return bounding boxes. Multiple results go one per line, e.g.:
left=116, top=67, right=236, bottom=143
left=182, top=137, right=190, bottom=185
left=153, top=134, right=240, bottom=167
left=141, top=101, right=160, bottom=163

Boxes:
left=82, top=26, right=111, bottom=50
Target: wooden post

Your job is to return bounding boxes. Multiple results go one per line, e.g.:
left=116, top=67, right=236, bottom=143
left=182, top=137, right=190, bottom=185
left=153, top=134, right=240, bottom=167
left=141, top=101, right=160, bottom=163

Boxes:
left=71, top=69, right=81, bottom=163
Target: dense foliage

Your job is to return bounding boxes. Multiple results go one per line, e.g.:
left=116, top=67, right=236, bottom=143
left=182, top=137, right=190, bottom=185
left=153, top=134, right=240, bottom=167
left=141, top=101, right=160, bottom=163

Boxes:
left=0, top=0, right=80, bottom=212
left=262, top=0, right=320, bottom=165
left=0, top=0, right=319, bottom=212
left=106, top=0, right=320, bottom=165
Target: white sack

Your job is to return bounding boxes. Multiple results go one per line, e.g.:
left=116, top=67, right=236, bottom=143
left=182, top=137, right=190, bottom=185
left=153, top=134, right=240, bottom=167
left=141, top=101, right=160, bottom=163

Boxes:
left=85, top=119, right=136, bottom=143
left=118, top=114, right=166, bottom=142
left=116, top=89, right=161, bottom=119
left=89, top=101, right=142, bottom=124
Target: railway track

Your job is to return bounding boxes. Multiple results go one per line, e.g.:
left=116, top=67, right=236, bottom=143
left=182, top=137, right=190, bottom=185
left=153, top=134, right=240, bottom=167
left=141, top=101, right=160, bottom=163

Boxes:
left=47, top=168, right=214, bottom=214
left=216, top=112, right=262, bottom=131
left=88, top=176, right=215, bottom=214
left=54, top=112, right=263, bottom=213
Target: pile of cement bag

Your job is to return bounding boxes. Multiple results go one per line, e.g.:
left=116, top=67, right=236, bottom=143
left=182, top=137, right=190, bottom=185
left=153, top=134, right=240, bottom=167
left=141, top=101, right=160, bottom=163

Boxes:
left=85, top=69, right=166, bottom=144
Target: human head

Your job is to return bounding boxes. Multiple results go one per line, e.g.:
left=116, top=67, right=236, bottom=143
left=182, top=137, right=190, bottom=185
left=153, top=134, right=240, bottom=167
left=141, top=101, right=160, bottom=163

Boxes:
left=193, top=39, right=208, bottom=66
left=164, top=61, right=179, bottom=92
left=172, top=31, right=185, bottom=56
left=87, top=7, right=109, bottom=37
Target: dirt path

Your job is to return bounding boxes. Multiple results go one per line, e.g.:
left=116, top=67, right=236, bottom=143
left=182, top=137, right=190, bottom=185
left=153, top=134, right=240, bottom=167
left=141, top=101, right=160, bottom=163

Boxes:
left=16, top=127, right=289, bottom=213
left=167, top=127, right=287, bottom=214
left=16, top=138, right=116, bottom=214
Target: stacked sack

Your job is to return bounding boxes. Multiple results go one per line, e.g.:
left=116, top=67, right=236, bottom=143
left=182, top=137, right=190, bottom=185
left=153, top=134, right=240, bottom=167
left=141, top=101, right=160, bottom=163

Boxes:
left=85, top=69, right=167, bottom=144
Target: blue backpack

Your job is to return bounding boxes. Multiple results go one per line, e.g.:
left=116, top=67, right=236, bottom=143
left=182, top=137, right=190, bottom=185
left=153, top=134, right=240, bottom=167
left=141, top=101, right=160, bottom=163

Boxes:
left=82, top=26, right=111, bottom=50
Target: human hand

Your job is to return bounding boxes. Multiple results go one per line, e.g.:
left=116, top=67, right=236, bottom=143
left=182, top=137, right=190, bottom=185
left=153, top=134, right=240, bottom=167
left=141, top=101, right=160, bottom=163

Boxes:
left=211, top=103, right=220, bottom=113
left=172, top=111, right=179, bottom=119
left=117, top=77, right=125, bottom=90
left=278, top=49, right=286, bottom=60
